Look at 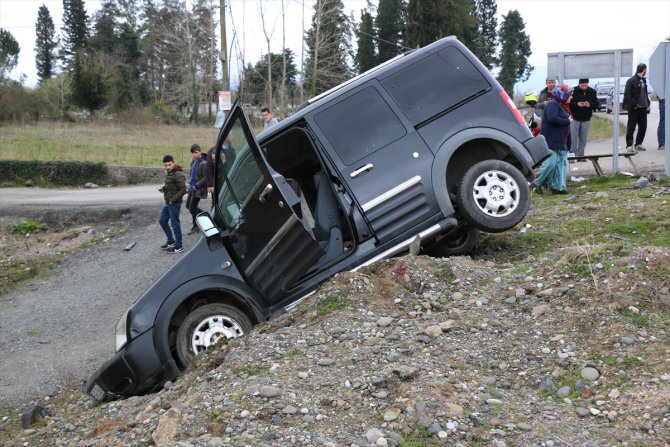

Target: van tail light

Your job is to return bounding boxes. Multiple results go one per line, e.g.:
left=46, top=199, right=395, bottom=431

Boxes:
left=499, top=90, right=525, bottom=125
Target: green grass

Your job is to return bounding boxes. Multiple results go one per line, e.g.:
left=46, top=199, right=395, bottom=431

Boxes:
left=589, top=115, right=626, bottom=140
left=317, top=294, right=347, bottom=316
left=0, top=122, right=220, bottom=167
left=616, top=307, right=649, bottom=328
left=234, top=364, right=268, bottom=377
left=9, top=219, right=48, bottom=234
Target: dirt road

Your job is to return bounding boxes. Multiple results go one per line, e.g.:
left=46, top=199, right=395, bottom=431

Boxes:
left=0, top=196, right=209, bottom=410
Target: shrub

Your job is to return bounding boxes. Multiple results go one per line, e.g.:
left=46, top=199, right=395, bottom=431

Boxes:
left=1, top=160, right=109, bottom=186
left=10, top=219, right=48, bottom=234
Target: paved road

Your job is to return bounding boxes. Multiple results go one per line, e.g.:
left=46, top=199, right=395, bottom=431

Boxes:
left=0, top=184, right=163, bottom=206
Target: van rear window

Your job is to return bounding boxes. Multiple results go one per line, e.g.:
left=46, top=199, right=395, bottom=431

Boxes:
left=381, top=46, right=490, bottom=125
left=314, top=87, right=406, bottom=166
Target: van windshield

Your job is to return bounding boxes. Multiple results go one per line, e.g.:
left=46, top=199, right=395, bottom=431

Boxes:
left=216, top=114, right=263, bottom=229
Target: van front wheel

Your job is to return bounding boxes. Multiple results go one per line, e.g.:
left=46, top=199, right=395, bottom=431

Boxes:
left=176, top=303, right=252, bottom=367
left=456, top=160, right=529, bottom=233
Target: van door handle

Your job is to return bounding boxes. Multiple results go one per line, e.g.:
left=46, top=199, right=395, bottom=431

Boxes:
left=350, top=163, right=374, bottom=178
left=258, top=184, right=273, bottom=203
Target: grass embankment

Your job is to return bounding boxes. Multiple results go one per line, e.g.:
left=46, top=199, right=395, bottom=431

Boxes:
left=0, top=122, right=221, bottom=167
left=589, top=114, right=626, bottom=140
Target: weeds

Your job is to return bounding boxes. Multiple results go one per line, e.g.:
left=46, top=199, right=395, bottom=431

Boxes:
left=317, top=294, right=347, bottom=316
left=9, top=219, right=48, bottom=234
left=616, top=307, right=649, bottom=328
left=235, top=364, right=268, bottom=377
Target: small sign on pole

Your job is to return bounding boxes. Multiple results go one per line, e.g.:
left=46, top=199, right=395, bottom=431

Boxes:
left=218, top=91, right=232, bottom=111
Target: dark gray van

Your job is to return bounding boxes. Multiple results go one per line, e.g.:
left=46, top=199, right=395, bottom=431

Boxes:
left=86, top=36, right=550, bottom=401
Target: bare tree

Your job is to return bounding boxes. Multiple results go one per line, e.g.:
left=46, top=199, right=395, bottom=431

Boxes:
left=258, top=1, right=277, bottom=109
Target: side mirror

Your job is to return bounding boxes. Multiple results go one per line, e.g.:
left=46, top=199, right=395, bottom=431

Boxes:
left=196, top=212, right=221, bottom=237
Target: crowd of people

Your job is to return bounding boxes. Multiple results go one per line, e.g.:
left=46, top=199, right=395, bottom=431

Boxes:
left=527, top=63, right=666, bottom=195
left=156, top=106, right=280, bottom=254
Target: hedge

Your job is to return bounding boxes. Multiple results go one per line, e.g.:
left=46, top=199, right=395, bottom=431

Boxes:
left=1, top=160, right=110, bottom=186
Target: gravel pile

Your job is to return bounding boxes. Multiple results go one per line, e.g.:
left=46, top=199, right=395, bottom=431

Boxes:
left=2, top=250, right=668, bottom=446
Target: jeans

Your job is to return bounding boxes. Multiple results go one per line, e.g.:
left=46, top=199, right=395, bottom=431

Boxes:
left=570, top=120, right=590, bottom=156
left=659, top=99, right=666, bottom=147
left=626, top=108, right=647, bottom=147
left=159, top=202, right=182, bottom=248
left=186, top=191, right=202, bottom=227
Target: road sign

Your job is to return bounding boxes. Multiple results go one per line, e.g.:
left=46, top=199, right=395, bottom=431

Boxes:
left=547, top=49, right=633, bottom=80
left=649, top=42, right=669, bottom=99
left=218, top=91, right=232, bottom=111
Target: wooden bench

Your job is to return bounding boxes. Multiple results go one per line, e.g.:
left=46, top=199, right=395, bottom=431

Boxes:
left=568, top=153, right=640, bottom=176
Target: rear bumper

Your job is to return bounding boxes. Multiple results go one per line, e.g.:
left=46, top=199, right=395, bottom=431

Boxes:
left=523, top=134, right=551, bottom=168
left=86, top=329, right=166, bottom=401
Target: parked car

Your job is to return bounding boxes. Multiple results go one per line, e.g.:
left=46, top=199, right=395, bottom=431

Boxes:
left=86, top=36, right=551, bottom=401
left=606, top=87, right=625, bottom=114
left=596, top=84, right=613, bottom=111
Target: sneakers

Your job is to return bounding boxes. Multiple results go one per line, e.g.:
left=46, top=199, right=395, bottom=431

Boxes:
left=625, top=146, right=636, bottom=153
left=160, top=242, right=175, bottom=250
left=188, top=226, right=199, bottom=235
left=659, top=145, right=666, bottom=151
left=634, top=144, right=646, bottom=151
left=166, top=246, right=184, bottom=254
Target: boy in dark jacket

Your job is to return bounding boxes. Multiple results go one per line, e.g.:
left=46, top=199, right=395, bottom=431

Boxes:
left=158, top=155, right=186, bottom=253
left=569, top=78, right=599, bottom=157
left=185, top=144, right=208, bottom=234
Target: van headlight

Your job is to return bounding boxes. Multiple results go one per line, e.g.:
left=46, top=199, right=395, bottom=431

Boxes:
left=115, top=309, right=130, bottom=352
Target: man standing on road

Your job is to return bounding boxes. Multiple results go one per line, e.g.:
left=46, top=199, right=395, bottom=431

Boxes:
left=569, top=78, right=599, bottom=158
left=185, top=144, right=207, bottom=234
left=261, top=107, right=278, bottom=129
left=537, top=78, right=557, bottom=111
left=158, top=155, right=186, bottom=254
left=624, top=63, right=651, bottom=152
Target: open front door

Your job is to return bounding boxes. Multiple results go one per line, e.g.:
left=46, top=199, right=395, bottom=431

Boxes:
left=213, top=103, right=324, bottom=302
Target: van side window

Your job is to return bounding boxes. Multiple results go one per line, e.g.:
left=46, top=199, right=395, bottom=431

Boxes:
left=314, top=87, right=406, bottom=166
left=381, top=46, right=490, bottom=125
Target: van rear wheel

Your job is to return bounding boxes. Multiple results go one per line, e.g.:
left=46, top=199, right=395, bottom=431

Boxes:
left=426, top=225, right=480, bottom=257
left=457, top=160, right=529, bottom=233
left=176, top=303, right=252, bottom=367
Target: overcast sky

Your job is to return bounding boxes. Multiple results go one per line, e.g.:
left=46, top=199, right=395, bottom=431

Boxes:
left=1, top=0, right=669, bottom=91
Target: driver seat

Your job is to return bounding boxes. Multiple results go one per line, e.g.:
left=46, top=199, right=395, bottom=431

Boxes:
left=312, top=171, right=343, bottom=263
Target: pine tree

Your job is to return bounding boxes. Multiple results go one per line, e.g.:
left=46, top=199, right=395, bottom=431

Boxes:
left=474, top=0, right=498, bottom=70
left=70, top=52, right=109, bottom=114
left=61, top=0, right=90, bottom=71
left=406, top=0, right=478, bottom=49
left=35, top=6, right=58, bottom=84
left=304, top=0, right=352, bottom=97
left=89, top=0, right=119, bottom=54
left=0, top=28, right=20, bottom=79
left=376, top=0, right=405, bottom=63
left=355, top=8, right=376, bottom=74
left=498, top=9, right=532, bottom=96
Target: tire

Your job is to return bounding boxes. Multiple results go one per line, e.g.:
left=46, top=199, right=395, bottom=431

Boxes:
left=607, top=107, right=612, bottom=114
left=426, top=225, right=480, bottom=257
left=176, top=303, right=253, bottom=367
left=456, top=160, right=530, bottom=233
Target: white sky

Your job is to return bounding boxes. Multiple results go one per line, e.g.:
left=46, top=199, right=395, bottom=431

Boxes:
left=1, top=0, right=669, bottom=90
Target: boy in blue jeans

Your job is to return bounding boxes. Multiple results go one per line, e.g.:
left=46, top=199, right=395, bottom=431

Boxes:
left=158, top=155, right=186, bottom=253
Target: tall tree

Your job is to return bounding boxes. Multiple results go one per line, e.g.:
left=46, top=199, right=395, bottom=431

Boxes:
left=304, top=0, right=352, bottom=97
left=35, top=5, right=58, bottom=84
left=61, top=0, right=90, bottom=71
left=406, top=0, right=477, bottom=49
left=0, top=28, right=20, bottom=79
left=474, top=0, right=498, bottom=70
left=498, top=9, right=532, bottom=96
left=376, top=0, right=405, bottom=63
left=355, top=7, right=376, bottom=74
left=88, top=0, right=119, bottom=54
left=70, top=52, right=110, bottom=114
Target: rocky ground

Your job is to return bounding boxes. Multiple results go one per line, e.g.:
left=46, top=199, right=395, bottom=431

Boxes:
left=1, top=177, right=669, bottom=447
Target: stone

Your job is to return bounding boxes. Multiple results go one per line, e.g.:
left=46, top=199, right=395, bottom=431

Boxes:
left=557, top=386, right=572, bottom=398
left=152, top=408, right=184, bottom=446
left=365, top=428, right=384, bottom=444
left=84, top=182, right=98, bottom=189
left=539, top=376, right=557, bottom=392
left=446, top=403, right=464, bottom=417
left=504, top=297, right=517, bottom=304
left=24, top=179, right=35, bottom=187
left=377, top=317, right=393, bottom=327
left=589, top=407, right=601, bottom=415
left=580, top=367, right=600, bottom=381
left=259, top=385, right=281, bottom=398
left=318, top=358, right=336, bottom=366
left=537, top=288, right=554, bottom=297
left=517, top=422, right=532, bottom=431
left=439, top=320, right=456, bottom=331
left=428, top=422, right=441, bottom=434
left=621, top=336, right=636, bottom=345
left=608, top=389, right=621, bottom=399
left=576, top=407, right=590, bottom=417
left=392, top=365, right=419, bottom=380
left=451, top=292, right=464, bottom=300
left=21, top=404, right=52, bottom=429
left=532, top=304, right=551, bottom=318
left=282, top=405, right=298, bottom=414
left=425, top=325, right=442, bottom=338
left=383, top=407, right=401, bottom=422
left=243, top=384, right=259, bottom=395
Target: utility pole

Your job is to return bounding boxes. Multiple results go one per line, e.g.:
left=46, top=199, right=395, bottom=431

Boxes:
left=219, top=0, right=229, bottom=91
